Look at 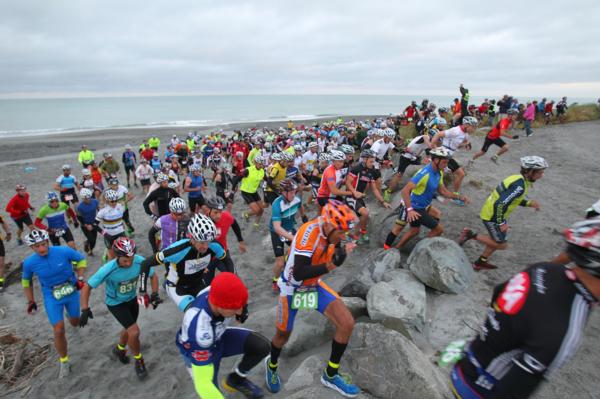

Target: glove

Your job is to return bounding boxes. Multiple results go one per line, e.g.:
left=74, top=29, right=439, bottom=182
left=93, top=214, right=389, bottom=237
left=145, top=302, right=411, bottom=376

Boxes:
left=75, top=278, right=86, bottom=290
left=27, top=301, right=37, bottom=315
left=301, top=215, right=308, bottom=223
left=137, top=293, right=150, bottom=309
left=150, top=292, right=163, bottom=310
left=236, top=304, right=249, bottom=324
left=150, top=214, right=158, bottom=222
left=332, top=244, right=347, bottom=266
left=79, top=308, right=93, bottom=327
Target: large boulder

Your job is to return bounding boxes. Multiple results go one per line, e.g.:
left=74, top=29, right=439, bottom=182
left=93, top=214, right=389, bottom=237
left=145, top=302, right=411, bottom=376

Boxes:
left=407, top=237, right=474, bottom=294
left=285, top=311, right=333, bottom=356
left=340, top=249, right=402, bottom=298
left=345, top=323, right=452, bottom=399
left=367, top=270, right=426, bottom=331
left=342, top=296, right=368, bottom=319
left=286, top=386, right=378, bottom=399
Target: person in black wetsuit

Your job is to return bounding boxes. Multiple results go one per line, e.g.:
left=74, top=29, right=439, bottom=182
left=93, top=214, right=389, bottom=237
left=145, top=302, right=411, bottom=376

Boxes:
left=450, top=217, right=600, bottom=399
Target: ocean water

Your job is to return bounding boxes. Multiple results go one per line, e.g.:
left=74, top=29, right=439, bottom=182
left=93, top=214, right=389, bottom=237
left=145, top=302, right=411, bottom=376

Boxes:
left=0, top=95, right=593, bottom=137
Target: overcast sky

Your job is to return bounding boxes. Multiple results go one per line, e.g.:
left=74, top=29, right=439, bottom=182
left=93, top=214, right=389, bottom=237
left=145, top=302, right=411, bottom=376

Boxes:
left=1, top=0, right=599, bottom=99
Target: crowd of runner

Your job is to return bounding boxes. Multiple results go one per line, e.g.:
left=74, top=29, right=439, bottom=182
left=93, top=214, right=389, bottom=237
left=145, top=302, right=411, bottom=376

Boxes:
left=1, top=87, right=598, bottom=399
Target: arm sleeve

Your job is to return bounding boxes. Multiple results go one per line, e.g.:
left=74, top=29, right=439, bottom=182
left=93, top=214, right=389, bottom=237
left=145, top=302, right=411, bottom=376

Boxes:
left=148, top=225, right=160, bottom=253
left=191, top=364, right=225, bottom=399
left=142, top=190, right=157, bottom=215
left=230, top=219, right=244, bottom=242
left=494, top=180, right=527, bottom=224
left=292, top=254, right=328, bottom=281
left=139, top=251, right=164, bottom=293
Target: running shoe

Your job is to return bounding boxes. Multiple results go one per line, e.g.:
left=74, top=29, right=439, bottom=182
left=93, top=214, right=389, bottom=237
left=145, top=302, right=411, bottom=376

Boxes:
left=264, top=356, right=281, bottom=393
left=466, top=160, right=475, bottom=169
left=83, top=240, right=90, bottom=254
left=451, top=198, right=465, bottom=206
left=58, top=361, right=72, bottom=379
left=243, top=212, right=250, bottom=222
left=223, top=374, right=264, bottom=398
left=358, top=234, right=370, bottom=244
left=458, top=228, right=476, bottom=246
left=0, top=281, right=4, bottom=293
left=491, top=155, right=499, bottom=164
left=135, top=357, right=148, bottom=380
left=383, top=244, right=391, bottom=250
left=112, top=345, right=130, bottom=364
left=320, top=370, right=360, bottom=398
left=473, top=260, right=498, bottom=271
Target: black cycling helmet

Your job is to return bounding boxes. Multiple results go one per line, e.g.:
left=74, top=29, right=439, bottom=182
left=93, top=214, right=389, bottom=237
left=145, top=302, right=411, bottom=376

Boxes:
left=360, top=149, right=376, bottom=159
left=205, top=196, right=226, bottom=211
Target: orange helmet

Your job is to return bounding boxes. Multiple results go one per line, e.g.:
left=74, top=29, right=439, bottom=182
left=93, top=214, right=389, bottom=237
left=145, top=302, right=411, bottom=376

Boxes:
left=321, top=200, right=356, bottom=231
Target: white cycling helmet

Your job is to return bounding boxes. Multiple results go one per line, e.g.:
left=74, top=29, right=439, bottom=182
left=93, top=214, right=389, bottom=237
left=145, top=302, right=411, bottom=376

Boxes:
left=62, top=164, right=71, bottom=171
left=169, top=197, right=188, bottom=214
left=81, top=168, right=91, bottom=177
left=330, top=150, right=345, bottom=161
left=436, top=117, right=448, bottom=126
left=520, top=156, right=548, bottom=170
left=80, top=188, right=93, bottom=199
left=293, top=144, right=303, bottom=152
left=156, top=173, right=169, bottom=183
left=429, top=147, right=451, bottom=159
left=282, top=152, right=295, bottom=162
left=340, top=144, right=354, bottom=154
left=187, top=213, right=217, bottom=242
left=270, top=152, right=283, bottom=161
left=384, top=128, right=396, bottom=139
left=25, top=230, right=50, bottom=246
left=189, top=164, right=201, bottom=173
left=308, top=142, right=318, bottom=149
left=319, top=152, right=331, bottom=162
left=104, top=189, right=119, bottom=202
left=168, top=181, right=179, bottom=190
left=253, top=155, right=266, bottom=166
left=462, top=116, right=479, bottom=126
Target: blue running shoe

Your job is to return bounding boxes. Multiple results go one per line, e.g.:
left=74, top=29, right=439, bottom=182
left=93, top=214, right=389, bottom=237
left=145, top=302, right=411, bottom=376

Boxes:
left=264, top=356, right=281, bottom=393
left=320, top=370, right=360, bottom=398
left=222, top=374, right=264, bottom=399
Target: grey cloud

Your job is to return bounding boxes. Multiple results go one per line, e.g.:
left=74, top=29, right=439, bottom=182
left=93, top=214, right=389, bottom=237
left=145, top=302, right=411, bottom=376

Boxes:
left=1, top=0, right=599, bottom=97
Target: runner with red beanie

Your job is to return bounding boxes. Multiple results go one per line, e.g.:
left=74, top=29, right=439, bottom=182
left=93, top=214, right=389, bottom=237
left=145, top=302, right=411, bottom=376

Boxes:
left=176, top=272, right=269, bottom=399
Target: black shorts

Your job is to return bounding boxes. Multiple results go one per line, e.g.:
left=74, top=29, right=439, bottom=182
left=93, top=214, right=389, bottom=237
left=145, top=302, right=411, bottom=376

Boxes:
left=0, top=239, right=4, bottom=257
left=104, top=232, right=126, bottom=249
left=396, top=154, right=420, bottom=174
left=264, top=191, right=279, bottom=205
left=447, top=158, right=461, bottom=172
left=270, top=231, right=291, bottom=258
left=216, top=190, right=234, bottom=204
left=346, top=197, right=366, bottom=212
left=481, top=136, right=506, bottom=152
left=60, top=188, right=79, bottom=204
left=12, top=214, right=33, bottom=230
left=140, top=178, right=151, bottom=186
left=124, top=165, right=135, bottom=172
left=188, top=196, right=205, bottom=212
left=107, top=298, right=139, bottom=329
left=241, top=191, right=261, bottom=205
left=409, top=208, right=439, bottom=229
left=482, top=220, right=507, bottom=243
left=317, top=197, right=330, bottom=207
left=49, top=228, right=75, bottom=246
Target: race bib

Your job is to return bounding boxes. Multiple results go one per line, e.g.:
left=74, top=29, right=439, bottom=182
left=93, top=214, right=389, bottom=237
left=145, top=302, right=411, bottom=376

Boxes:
left=291, top=288, right=318, bottom=310
left=54, top=229, right=66, bottom=237
left=118, top=278, right=138, bottom=295
left=184, top=257, right=210, bottom=275
left=52, top=282, right=75, bottom=300
left=65, top=194, right=74, bottom=201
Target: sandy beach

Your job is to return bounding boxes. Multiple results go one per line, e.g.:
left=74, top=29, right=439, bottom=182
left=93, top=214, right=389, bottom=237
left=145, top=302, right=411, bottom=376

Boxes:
left=1, top=118, right=599, bottom=399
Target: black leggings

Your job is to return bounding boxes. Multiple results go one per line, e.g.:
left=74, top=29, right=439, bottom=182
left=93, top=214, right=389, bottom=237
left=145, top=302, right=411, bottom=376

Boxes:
left=80, top=224, right=99, bottom=251
left=123, top=208, right=134, bottom=228
left=238, top=332, right=270, bottom=374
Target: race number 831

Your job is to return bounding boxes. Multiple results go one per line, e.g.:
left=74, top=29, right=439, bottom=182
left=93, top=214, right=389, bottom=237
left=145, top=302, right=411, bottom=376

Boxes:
left=291, top=291, right=318, bottom=310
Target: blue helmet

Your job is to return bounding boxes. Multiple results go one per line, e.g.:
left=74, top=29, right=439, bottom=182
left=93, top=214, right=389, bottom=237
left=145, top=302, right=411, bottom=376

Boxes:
left=47, top=192, right=59, bottom=202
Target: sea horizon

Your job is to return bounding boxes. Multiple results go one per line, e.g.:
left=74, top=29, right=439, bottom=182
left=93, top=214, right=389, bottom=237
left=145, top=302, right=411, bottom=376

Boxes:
left=1, top=94, right=595, bottom=138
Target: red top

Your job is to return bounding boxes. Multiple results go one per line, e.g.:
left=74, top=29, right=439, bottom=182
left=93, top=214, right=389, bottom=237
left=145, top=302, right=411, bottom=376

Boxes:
left=214, top=211, right=234, bottom=251
left=544, top=103, right=553, bottom=113
left=317, top=164, right=340, bottom=198
left=5, top=193, right=32, bottom=219
left=141, top=148, right=155, bottom=161
left=487, top=118, right=512, bottom=140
